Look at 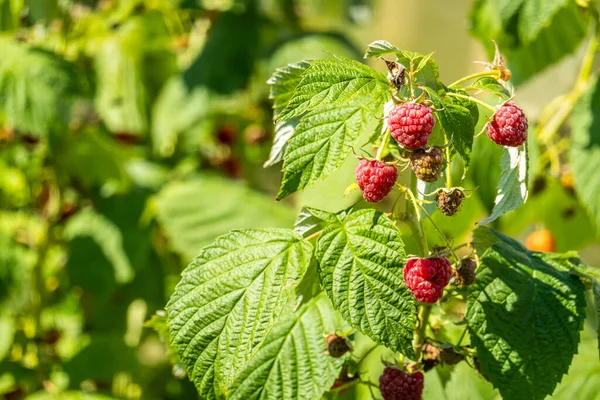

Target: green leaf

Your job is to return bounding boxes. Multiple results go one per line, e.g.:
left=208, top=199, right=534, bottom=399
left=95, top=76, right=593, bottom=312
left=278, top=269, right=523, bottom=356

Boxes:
left=466, top=230, right=587, bottom=400
left=277, top=96, right=376, bottom=200
left=151, top=7, right=259, bottom=156
left=363, top=40, right=400, bottom=59
left=470, top=0, right=587, bottom=85
left=439, top=96, right=477, bottom=165
left=593, top=281, right=600, bottom=359
left=294, top=206, right=336, bottom=238
left=167, top=229, right=312, bottom=398
left=277, top=57, right=389, bottom=121
left=480, top=145, right=528, bottom=225
left=56, top=129, right=131, bottom=193
left=444, top=362, right=499, bottom=400
left=263, top=119, right=298, bottom=168
left=64, top=209, right=134, bottom=284
left=0, top=38, right=82, bottom=137
left=315, top=209, right=415, bottom=357
left=571, top=76, right=600, bottom=230
left=471, top=77, right=511, bottom=100
left=267, top=61, right=311, bottom=116
left=228, top=293, right=347, bottom=400
left=518, top=0, right=569, bottom=44
left=154, top=175, right=295, bottom=260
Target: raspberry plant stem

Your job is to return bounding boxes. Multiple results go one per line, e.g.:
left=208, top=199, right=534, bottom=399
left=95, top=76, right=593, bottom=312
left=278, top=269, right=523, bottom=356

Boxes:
left=376, top=130, right=391, bottom=161
left=448, top=70, right=501, bottom=88
left=413, top=303, right=432, bottom=361
left=445, top=146, right=452, bottom=188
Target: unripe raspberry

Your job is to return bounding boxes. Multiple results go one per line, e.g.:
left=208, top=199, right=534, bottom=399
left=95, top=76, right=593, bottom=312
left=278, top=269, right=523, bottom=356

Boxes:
left=327, top=334, right=350, bottom=358
left=403, top=257, right=452, bottom=303
left=388, top=103, right=435, bottom=150
left=455, top=258, right=477, bottom=286
left=409, top=147, right=445, bottom=182
left=436, top=188, right=464, bottom=216
left=355, top=159, right=397, bottom=202
left=486, top=101, right=528, bottom=147
left=379, top=366, right=424, bottom=400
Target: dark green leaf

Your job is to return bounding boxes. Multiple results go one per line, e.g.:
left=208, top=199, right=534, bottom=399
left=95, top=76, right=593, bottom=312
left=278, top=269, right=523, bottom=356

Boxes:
left=466, top=229, right=587, bottom=400
left=316, top=209, right=415, bottom=357
left=228, top=293, right=348, bottom=400
left=167, top=229, right=313, bottom=398
left=267, top=61, right=311, bottom=116
left=277, top=57, right=389, bottom=121
left=294, top=206, right=336, bottom=238
left=277, top=96, right=376, bottom=199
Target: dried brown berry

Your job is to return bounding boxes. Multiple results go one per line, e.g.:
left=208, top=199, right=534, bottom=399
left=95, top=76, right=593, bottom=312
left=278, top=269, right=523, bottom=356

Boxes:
left=436, top=188, right=465, bottom=216
left=327, top=334, right=351, bottom=358
left=440, top=348, right=464, bottom=365
left=409, top=147, right=445, bottom=183
left=455, top=258, right=477, bottom=286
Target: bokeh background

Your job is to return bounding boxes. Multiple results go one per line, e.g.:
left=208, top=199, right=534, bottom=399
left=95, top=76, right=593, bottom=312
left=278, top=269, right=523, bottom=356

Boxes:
left=1, top=0, right=599, bottom=399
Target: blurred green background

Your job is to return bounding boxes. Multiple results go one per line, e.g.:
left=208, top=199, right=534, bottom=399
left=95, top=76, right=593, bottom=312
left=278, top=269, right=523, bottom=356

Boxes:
left=1, top=0, right=599, bottom=399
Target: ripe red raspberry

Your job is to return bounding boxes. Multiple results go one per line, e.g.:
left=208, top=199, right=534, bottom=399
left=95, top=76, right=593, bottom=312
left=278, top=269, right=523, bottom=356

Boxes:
left=327, top=333, right=351, bottom=358
left=403, top=257, right=452, bottom=303
left=388, top=103, right=435, bottom=150
left=379, top=366, right=424, bottom=400
left=355, top=159, right=397, bottom=202
left=486, top=101, right=528, bottom=147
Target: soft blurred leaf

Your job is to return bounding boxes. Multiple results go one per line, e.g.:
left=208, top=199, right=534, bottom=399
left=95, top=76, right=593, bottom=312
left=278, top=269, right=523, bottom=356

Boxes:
left=151, top=7, right=259, bottom=155
left=470, top=0, right=587, bottom=85
left=65, top=209, right=134, bottom=284
left=0, top=38, right=82, bottom=137
left=154, top=174, right=295, bottom=260
left=571, top=75, right=600, bottom=230
left=55, top=129, right=131, bottom=192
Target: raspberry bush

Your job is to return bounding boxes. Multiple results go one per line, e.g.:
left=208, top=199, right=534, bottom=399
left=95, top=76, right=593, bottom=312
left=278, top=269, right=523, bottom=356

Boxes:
left=165, top=38, right=600, bottom=400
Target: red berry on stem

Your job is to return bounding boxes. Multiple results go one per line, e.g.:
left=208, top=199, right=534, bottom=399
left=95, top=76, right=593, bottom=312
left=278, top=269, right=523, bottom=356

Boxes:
left=486, top=101, right=528, bottom=147
left=379, top=366, right=424, bottom=400
left=403, top=257, right=452, bottom=303
left=355, top=159, right=397, bottom=203
left=388, top=103, right=435, bottom=150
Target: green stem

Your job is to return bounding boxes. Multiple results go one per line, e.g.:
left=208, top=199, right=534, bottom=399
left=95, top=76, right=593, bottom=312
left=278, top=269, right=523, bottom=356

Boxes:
left=445, top=146, right=452, bottom=188
left=456, top=326, right=468, bottom=347
left=405, top=176, right=428, bottom=256
left=376, top=131, right=391, bottom=161
left=413, top=303, right=432, bottom=360
left=448, top=70, right=501, bottom=88
left=446, top=92, right=497, bottom=113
